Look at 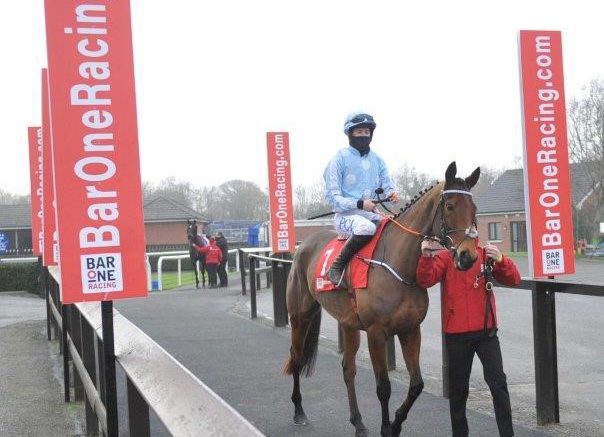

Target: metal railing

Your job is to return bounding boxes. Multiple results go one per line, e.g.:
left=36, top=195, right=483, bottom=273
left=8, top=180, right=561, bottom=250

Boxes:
left=44, top=265, right=264, bottom=437
left=237, top=248, right=274, bottom=297
left=154, top=249, right=241, bottom=291
left=0, top=256, right=38, bottom=264
left=499, top=277, right=604, bottom=425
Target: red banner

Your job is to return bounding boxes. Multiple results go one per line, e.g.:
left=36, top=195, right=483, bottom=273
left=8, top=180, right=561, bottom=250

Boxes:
left=45, top=0, right=147, bottom=302
left=27, top=127, right=44, bottom=257
left=519, top=30, right=575, bottom=277
left=266, top=132, right=295, bottom=253
left=41, top=69, right=58, bottom=266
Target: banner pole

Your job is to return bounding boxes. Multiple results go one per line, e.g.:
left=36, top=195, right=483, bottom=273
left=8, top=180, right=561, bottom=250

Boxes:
left=102, top=301, right=118, bottom=437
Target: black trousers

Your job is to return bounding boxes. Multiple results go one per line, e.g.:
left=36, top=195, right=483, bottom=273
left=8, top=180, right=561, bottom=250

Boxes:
left=446, top=331, right=514, bottom=437
left=217, top=260, right=228, bottom=287
left=206, top=264, right=218, bottom=287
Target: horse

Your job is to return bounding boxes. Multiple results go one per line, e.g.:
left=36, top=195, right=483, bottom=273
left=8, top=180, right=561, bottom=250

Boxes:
left=284, top=161, right=481, bottom=437
left=186, top=220, right=208, bottom=289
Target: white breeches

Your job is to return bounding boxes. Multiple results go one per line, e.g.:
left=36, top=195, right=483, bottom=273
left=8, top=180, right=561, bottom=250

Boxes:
left=334, top=210, right=382, bottom=236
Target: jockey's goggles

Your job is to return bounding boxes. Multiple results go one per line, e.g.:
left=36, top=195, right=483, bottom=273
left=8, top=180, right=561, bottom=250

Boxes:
left=350, top=114, right=374, bottom=124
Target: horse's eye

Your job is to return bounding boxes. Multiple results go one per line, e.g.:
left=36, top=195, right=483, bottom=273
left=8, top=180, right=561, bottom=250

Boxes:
left=446, top=203, right=454, bottom=211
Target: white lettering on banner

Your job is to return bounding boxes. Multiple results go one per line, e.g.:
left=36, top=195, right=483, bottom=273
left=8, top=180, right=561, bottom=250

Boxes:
left=64, top=4, right=122, bottom=256
left=79, top=226, right=120, bottom=248
left=35, top=128, right=44, bottom=254
left=272, top=134, right=290, bottom=251
left=531, top=35, right=565, bottom=272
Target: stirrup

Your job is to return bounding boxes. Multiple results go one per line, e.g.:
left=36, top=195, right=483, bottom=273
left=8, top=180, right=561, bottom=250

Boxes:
left=327, top=268, right=345, bottom=287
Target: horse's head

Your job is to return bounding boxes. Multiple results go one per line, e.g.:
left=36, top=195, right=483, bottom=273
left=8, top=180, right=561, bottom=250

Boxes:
left=186, top=219, right=198, bottom=244
left=439, top=161, right=480, bottom=271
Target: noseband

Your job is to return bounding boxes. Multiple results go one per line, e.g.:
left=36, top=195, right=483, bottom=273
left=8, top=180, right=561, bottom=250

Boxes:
left=437, top=189, right=478, bottom=254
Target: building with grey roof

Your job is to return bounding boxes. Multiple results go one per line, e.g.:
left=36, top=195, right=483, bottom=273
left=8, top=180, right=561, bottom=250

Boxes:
left=0, top=196, right=208, bottom=257
left=475, top=162, right=601, bottom=253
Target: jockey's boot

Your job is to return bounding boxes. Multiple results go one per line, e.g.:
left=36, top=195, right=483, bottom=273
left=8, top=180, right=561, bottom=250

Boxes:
left=327, top=234, right=373, bottom=287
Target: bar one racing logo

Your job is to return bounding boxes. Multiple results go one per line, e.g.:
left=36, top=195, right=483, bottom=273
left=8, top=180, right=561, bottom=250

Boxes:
left=81, top=253, right=123, bottom=293
left=542, top=249, right=564, bottom=274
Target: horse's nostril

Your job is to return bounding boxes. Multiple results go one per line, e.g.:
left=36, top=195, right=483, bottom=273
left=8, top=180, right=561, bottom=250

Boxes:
left=457, top=250, right=476, bottom=270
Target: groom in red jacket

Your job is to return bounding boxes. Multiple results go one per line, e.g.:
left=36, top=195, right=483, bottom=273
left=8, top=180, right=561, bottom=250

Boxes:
left=416, top=240, right=521, bottom=437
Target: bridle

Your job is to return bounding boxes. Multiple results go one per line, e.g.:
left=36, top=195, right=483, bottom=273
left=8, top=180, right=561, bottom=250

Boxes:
left=436, top=189, right=478, bottom=253
left=378, top=186, right=478, bottom=255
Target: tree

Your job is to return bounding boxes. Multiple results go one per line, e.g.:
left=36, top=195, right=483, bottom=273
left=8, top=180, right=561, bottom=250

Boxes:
left=472, top=165, right=504, bottom=198
left=392, top=164, right=434, bottom=204
left=294, top=181, right=330, bottom=219
left=568, top=79, right=604, bottom=240
left=143, top=177, right=199, bottom=208
left=0, top=188, right=29, bottom=205
left=197, top=180, right=268, bottom=221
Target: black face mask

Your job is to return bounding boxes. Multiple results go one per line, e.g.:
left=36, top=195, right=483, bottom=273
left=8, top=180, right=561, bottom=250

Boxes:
left=349, top=136, right=371, bottom=156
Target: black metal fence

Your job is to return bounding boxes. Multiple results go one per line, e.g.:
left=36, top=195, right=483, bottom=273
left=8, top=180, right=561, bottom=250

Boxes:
left=501, top=278, right=604, bottom=425
left=44, top=265, right=264, bottom=437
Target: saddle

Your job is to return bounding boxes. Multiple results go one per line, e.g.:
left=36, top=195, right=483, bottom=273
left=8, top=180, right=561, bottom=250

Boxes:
left=314, top=220, right=389, bottom=292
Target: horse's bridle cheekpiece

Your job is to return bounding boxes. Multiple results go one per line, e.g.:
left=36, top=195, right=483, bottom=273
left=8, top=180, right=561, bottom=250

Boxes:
left=439, top=189, right=478, bottom=253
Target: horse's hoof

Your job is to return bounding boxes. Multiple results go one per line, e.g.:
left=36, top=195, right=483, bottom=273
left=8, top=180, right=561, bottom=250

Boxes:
left=293, top=413, right=308, bottom=425
left=356, top=427, right=369, bottom=437
left=391, top=424, right=402, bottom=437
left=195, top=284, right=199, bottom=289
left=381, top=424, right=394, bottom=437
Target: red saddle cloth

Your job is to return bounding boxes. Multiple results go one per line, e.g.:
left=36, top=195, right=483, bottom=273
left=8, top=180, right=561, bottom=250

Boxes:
left=314, top=219, right=389, bottom=292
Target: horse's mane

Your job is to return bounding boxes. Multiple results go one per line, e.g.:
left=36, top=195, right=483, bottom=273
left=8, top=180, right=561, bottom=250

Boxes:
left=394, top=175, right=475, bottom=219
left=394, top=181, right=440, bottom=219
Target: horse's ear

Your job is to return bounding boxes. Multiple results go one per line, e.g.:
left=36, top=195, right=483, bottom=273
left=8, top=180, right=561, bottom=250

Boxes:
left=445, top=161, right=457, bottom=183
left=465, top=167, right=481, bottom=189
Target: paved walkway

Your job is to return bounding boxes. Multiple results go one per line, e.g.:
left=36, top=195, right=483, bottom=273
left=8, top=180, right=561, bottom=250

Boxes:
left=117, top=280, right=556, bottom=437
left=243, top=255, right=604, bottom=437
left=1, top=253, right=601, bottom=436
left=0, top=292, right=84, bottom=437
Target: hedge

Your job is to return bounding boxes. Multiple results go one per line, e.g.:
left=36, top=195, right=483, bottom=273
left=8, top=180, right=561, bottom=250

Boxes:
left=0, top=263, right=39, bottom=293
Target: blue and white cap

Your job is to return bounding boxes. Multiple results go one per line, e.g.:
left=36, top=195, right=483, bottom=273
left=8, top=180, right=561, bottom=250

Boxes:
left=343, top=111, right=376, bottom=135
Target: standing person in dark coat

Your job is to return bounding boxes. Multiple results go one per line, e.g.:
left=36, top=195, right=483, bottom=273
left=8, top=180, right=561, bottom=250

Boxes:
left=215, top=232, right=229, bottom=287
left=193, top=237, right=223, bottom=288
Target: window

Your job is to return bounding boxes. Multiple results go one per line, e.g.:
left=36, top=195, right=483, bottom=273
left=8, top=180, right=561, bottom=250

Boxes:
left=488, top=222, right=502, bottom=241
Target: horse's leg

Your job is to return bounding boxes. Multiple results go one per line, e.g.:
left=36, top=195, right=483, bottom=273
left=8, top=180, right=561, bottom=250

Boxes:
left=391, top=327, right=424, bottom=437
left=191, top=257, right=199, bottom=288
left=284, top=256, right=322, bottom=426
left=367, top=326, right=393, bottom=437
left=201, top=258, right=207, bottom=287
left=341, top=325, right=368, bottom=437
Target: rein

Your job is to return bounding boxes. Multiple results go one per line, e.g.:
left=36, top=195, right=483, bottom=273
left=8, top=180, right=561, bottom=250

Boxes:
left=482, top=248, right=497, bottom=337
left=376, top=188, right=478, bottom=252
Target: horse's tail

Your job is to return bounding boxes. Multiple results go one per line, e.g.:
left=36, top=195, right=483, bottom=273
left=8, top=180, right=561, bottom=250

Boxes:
left=282, top=300, right=322, bottom=377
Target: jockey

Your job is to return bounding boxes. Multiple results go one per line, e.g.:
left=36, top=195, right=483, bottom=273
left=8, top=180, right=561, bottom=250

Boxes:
left=323, top=111, right=400, bottom=286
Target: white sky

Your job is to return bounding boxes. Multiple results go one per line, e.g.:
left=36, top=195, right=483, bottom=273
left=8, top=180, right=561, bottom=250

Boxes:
left=2, top=0, right=603, bottom=196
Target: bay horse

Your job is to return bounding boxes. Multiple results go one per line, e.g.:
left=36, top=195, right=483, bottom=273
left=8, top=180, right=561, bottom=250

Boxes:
left=284, top=161, right=481, bottom=437
left=186, top=220, right=208, bottom=289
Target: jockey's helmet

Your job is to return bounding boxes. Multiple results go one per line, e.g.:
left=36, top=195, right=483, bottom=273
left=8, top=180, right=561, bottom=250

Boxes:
left=343, top=112, right=376, bottom=136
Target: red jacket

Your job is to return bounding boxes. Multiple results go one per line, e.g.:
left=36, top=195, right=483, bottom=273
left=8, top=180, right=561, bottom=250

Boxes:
left=194, top=242, right=223, bottom=265
left=416, top=246, right=521, bottom=334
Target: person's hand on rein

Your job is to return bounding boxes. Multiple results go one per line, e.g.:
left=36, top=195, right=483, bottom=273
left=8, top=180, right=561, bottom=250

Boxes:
left=421, top=239, right=444, bottom=256
left=484, top=244, right=504, bottom=263
left=362, top=199, right=377, bottom=211
left=388, top=192, right=401, bottom=203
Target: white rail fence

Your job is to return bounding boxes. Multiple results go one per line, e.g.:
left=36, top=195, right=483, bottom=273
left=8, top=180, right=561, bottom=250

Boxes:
left=1, top=247, right=275, bottom=292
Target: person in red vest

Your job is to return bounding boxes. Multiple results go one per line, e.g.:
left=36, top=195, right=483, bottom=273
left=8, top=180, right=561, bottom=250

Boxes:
left=416, top=240, right=521, bottom=437
left=194, top=237, right=223, bottom=289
